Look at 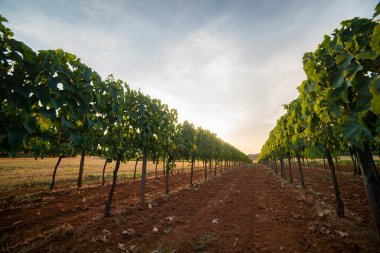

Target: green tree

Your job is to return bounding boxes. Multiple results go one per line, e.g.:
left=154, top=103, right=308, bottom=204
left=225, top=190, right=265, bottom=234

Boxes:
left=102, top=76, right=135, bottom=217
left=303, top=17, right=379, bottom=231
left=0, top=16, right=38, bottom=156
left=298, top=79, right=345, bottom=217
left=179, top=121, right=197, bottom=186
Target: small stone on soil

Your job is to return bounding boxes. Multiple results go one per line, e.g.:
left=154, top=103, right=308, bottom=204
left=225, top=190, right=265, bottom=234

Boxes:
left=13, top=220, right=23, bottom=226
left=163, top=228, right=172, bottom=234
left=308, top=225, right=317, bottom=233
left=292, top=214, right=301, bottom=220
left=167, top=216, right=175, bottom=221
left=212, top=219, right=219, bottom=224
left=355, top=217, right=363, bottom=223
left=122, top=229, right=135, bottom=236
left=118, top=243, right=126, bottom=251
left=103, top=229, right=111, bottom=236
left=335, top=230, right=348, bottom=237
left=152, top=227, right=158, bottom=232
left=92, top=232, right=109, bottom=243
left=320, top=227, right=331, bottom=235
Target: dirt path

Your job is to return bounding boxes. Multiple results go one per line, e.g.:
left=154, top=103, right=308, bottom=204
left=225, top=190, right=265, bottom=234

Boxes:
left=0, top=171, right=206, bottom=252
left=2, top=164, right=379, bottom=252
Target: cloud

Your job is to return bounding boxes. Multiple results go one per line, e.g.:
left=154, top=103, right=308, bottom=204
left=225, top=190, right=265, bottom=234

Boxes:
left=133, top=14, right=245, bottom=133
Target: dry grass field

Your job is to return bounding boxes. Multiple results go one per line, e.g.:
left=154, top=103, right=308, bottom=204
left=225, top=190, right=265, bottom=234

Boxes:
left=0, top=156, right=201, bottom=195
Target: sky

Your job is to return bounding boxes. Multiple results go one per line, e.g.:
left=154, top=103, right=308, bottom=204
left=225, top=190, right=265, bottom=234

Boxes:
left=1, top=0, right=377, bottom=154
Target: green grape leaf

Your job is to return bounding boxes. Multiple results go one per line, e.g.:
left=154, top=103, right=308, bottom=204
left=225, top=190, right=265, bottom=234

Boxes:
left=353, top=75, right=371, bottom=97
left=374, top=3, right=380, bottom=18
left=23, top=116, right=36, bottom=133
left=62, top=117, right=73, bottom=128
left=371, top=93, right=380, bottom=116
left=357, top=50, right=376, bottom=60
left=335, top=52, right=354, bottom=66
left=341, top=87, right=349, bottom=103
left=355, top=97, right=371, bottom=113
left=343, top=62, right=363, bottom=78
left=369, top=76, right=380, bottom=93
left=341, top=114, right=371, bottom=146
left=331, top=70, right=344, bottom=88
left=376, top=118, right=380, bottom=133
left=37, top=116, right=51, bottom=131
left=66, top=52, right=76, bottom=61
left=8, top=129, right=27, bottom=148
left=371, top=24, right=380, bottom=55
left=0, top=15, right=8, bottom=22
left=70, top=132, right=81, bottom=144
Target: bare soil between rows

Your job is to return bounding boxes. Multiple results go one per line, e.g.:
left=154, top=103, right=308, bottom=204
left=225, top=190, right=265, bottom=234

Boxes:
left=1, top=164, right=379, bottom=252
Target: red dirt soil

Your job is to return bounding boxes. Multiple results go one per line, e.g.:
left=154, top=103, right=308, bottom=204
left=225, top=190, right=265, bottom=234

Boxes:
left=0, top=164, right=379, bottom=252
